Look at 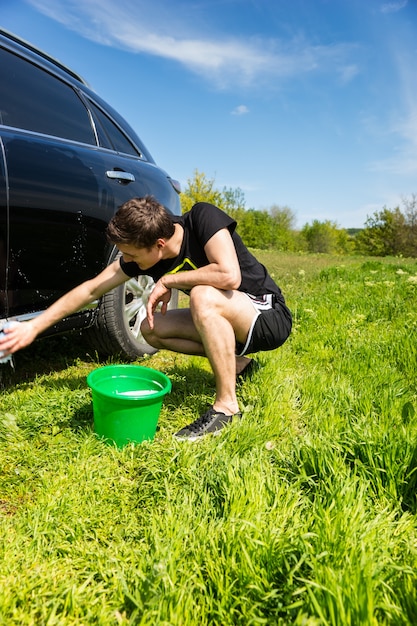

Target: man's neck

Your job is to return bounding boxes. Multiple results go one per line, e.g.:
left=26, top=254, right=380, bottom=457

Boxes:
left=162, top=223, right=183, bottom=259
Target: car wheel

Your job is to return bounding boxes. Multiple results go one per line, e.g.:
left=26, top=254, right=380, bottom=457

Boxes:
left=86, top=251, right=178, bottom=360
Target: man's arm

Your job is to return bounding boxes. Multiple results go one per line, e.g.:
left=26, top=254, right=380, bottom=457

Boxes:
left=146, top=228, right=241, bottom=328
left=0, top=260, right=129, bottom=355
left=165, top=228, right=241, bottom=291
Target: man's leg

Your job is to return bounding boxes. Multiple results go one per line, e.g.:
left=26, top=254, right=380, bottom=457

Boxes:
left=189, top=285, right=256, bottom=415
left=141, top=308, right=206, bottom=356
left=141, top=286, right=257, bottom=415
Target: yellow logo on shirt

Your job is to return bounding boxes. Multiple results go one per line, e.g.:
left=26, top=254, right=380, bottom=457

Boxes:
left=167, top=258, right=198, bottom=274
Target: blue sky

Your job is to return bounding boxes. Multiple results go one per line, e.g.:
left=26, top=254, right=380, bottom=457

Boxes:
left=2, top=0, right=417, bottom=228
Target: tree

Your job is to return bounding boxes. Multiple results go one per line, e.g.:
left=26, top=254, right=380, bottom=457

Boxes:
left=220, top=187, right=246, bottom=219
left=301, top=220, right=344, bottom=253
left=356, top=207, right=407, bottom=256
left=236, top=209, right=272, bottom=248
left=180, top=170, right=223, bottom=214
left=268, top=204, right=298, bottom=250
left=356, top=196, right=417, bottom=257
left=181, top=170, right=272, bottom=246
left=180, top=169, right=250, bottom=220
left=401, top=193, right=417, bottom=257
left=180, top=169, right=302, bottom=249
left=269, top=204, right=296, bottom=231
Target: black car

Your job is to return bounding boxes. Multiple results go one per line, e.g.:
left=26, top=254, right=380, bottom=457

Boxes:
left=0, top=28, right=181, bottom=359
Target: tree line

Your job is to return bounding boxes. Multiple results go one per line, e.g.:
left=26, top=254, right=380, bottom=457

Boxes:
left=180, top=170, right=417, bottom=257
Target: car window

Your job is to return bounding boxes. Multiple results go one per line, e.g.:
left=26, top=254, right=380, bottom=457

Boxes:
left=0, top=47, right=95, bottom=145
left=88, top=99, right=142, bottom=157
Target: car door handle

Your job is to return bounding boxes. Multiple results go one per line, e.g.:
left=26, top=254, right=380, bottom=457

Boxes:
left=106, top=170, right=135, bottom=183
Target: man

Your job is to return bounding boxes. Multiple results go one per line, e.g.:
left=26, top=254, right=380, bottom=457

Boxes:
left=0, top=196, right=292, bottom=440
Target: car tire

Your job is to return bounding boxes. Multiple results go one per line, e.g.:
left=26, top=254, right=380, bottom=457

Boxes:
left=86, top=250, right=178, bottom=360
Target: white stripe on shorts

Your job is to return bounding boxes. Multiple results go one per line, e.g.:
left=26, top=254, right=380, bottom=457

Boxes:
left=236, top=293, right=275, bottom=356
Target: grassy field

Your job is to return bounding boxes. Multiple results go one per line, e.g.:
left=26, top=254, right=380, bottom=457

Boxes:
left=0, top=252, right=416, bottom=625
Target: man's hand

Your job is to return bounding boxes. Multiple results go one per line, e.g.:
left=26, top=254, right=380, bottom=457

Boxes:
left=146, top=278, right=172, bottom=330
left=0, top=321, right=38, bottom=356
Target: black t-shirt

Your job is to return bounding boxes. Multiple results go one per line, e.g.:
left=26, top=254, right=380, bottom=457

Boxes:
left=120, top=202, right=285, bottom=303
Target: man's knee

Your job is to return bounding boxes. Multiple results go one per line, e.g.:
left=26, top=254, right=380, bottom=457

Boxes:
left=140, top=318, right=160, bottom=348
left=189, top=284, right=218, bottom=311
left=189, top=285, right=228, bottom=330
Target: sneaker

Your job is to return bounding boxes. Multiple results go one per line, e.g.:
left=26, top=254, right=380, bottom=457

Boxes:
left=174, top=406, right=242, bottom=441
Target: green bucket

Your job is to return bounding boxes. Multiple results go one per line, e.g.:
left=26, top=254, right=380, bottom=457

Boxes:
left=87, top=365, right=171, bottom=447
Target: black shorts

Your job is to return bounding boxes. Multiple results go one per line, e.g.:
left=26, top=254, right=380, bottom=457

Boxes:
left=236, top=294, right=292, bottom=356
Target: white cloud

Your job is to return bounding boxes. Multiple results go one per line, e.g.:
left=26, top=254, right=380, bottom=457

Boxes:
left=368, top=49, right=417, bottom=176
left=380, top=1, right=408, bottom=14
left=231, top=105, right=249, bottom=116
left=26, top=0, right=359, bottom=89
left=338, top=64, right=360, bottom=85
left=366, top=109, right=417, bottom=176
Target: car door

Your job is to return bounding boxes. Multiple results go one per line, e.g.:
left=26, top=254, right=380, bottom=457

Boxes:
left=0, top=139, right=7, bottom=316
left=0, top=43, right=121, bottom=316
left=3, top=130, right=122, bottom=316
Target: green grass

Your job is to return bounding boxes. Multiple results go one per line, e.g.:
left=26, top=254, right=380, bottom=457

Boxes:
left=1, top=252, right=417, bottom=624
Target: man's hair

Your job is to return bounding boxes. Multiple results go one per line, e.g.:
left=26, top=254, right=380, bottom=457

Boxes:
left=106, top=196, right=175, bottom=249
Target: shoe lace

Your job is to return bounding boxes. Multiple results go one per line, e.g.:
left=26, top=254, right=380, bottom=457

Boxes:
left=188, top=408, right=218, bottom=432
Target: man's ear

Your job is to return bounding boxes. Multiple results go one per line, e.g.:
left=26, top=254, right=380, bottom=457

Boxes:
left=156, top=238, right=166, bottom=249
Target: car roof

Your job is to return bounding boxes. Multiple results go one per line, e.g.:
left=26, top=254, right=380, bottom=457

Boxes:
left=0, top=27, right=88, bottom=85
left=0, top=27, right=157, bottom=164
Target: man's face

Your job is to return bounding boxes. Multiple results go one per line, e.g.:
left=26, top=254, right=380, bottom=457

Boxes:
left=117, top=242, right=163, bottom=270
